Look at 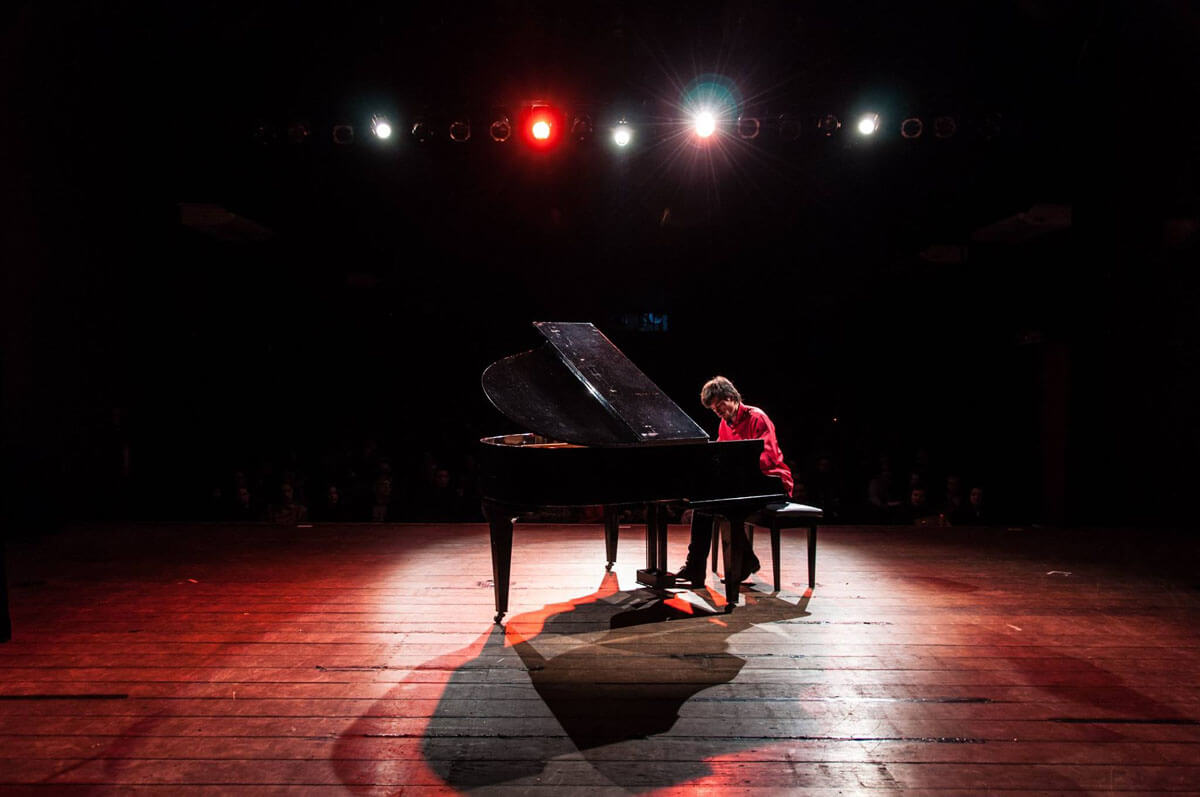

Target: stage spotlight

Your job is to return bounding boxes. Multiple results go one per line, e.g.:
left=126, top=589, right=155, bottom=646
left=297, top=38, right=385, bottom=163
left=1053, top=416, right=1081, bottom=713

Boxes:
left=520, top=104, right=565, bottom=150
left=900, top=117, right=923, bottom=138
left=571, top=113, right=594, bottom=141
left=489, top=114, right=512, bottom=142
left=736, top=116, right=760, bottom=139
left=286, top=122, right=310, bottom=144
left=693, top=109, right=717, bottom=138
left=778, top=114, right=801, bottom=140
left=934, top=115, right=957, bottom=138
left=856, top=113, right=880, bottom=135
left=817, top=114, right=841, bottom=136
left=612, top=121, right=632, bottom=147
left=371, top=116, right=392, bottom=140
left=449, top=119, right=471, bottom=142
left=332, top=125, right=354, bottom=145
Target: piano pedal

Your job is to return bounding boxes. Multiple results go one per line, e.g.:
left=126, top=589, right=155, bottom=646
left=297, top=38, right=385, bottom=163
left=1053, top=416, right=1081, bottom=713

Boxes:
left=635, top=568, right=678, bottom=589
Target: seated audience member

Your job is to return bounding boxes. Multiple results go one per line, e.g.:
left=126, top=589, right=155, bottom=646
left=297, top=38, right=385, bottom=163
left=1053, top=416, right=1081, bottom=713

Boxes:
left=364, top=476, right=396, bottom=522
left=867, top=457, right=902, bottom=522
left=268, top=482, right=308, bottom=525
left=954, top=486, right=988, bottom=525
left=413, top=466, right=467, bottom=521
left=900, top=486, right=939, bottom=525
left=941, top=474, right=965, bottom=519
left=229, top=485, right=261, bottom=521
left=312, top=484, right=352, bottom=522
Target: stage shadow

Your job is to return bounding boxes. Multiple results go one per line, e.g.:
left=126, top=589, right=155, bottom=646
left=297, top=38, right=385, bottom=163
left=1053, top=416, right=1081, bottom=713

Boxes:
left=419, top=570, right=812, bottom=790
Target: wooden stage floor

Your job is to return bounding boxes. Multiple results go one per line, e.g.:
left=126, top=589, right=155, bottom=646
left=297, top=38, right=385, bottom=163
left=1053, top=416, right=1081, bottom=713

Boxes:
left=1, top=521, right=1199, bottom=794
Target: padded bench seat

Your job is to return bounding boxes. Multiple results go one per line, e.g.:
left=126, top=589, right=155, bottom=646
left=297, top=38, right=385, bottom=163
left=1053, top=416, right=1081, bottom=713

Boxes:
left=711, top=501, right=823, bottom=591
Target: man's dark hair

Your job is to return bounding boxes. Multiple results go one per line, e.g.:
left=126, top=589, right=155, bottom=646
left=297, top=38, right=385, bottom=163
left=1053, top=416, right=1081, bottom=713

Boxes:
left=700, top=376, right=741, bottom=407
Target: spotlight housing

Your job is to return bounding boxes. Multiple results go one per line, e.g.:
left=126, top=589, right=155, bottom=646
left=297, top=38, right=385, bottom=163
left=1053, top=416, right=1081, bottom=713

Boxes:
left=571, top=113, right=594, bottom=142
left=489, top=110, right=512, bottom=142
left=371, top=116, right=393, bottom=140
left=410, top=118, right=434, bottom=144
left=449, top=118, right=471, bottom=142
left=332, top=124, right=354, bottom=145
left=736, top=116, right=761, bottom=139
left=933, top=115, right=957, bottom=139
left=286, top=122, right=310, bottom=144
left=817, top=114, right=841, bottom=137
left=900, top=117, right=924, bottom=139
left=693, top=109, right=717, bottom=138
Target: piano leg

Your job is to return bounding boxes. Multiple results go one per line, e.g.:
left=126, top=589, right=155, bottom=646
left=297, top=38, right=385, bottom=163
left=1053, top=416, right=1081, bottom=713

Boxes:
left=637, top=504, right=676, bottom=588
left=721, top=514, right=751, bottom=613
left=603, top=506, right=619, bottom=570
left=644, top=503, right=658, bottom=571
left=482, top=500, right=515, bottom=624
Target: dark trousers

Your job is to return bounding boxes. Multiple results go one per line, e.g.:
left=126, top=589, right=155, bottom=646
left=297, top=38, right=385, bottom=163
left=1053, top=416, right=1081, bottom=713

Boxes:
left=686, top=511, right=758, bottom=570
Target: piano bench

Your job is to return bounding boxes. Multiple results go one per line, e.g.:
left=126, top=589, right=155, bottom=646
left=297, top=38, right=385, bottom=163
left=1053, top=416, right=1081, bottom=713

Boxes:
left=710, top=502, right=823, bottom=591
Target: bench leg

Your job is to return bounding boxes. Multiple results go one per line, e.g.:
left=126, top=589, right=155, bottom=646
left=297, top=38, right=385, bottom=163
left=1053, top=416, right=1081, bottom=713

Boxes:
left=807, top=524, right=817, bottom=589
left=771, top=524, right=781, bottom=591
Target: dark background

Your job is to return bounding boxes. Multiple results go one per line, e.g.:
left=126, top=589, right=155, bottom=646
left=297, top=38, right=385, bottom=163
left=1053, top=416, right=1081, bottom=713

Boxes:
left=2, top=1, right=1198, bottom=527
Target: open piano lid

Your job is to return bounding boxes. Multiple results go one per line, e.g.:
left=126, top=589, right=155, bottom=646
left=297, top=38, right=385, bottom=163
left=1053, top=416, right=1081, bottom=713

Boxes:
left=482, top=322, right=710, bottom=446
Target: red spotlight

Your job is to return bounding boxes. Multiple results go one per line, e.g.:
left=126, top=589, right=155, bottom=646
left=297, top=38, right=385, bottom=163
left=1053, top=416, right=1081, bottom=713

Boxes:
left=519, top=104, right=565, bottom=150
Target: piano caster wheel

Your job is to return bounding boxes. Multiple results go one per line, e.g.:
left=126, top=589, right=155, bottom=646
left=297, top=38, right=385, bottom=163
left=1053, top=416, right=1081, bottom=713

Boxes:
left=724, top=605, right=736, bottom=614
left=494, top=613, right=505, bottom=625
left=605, top=563, right=614, bottom=571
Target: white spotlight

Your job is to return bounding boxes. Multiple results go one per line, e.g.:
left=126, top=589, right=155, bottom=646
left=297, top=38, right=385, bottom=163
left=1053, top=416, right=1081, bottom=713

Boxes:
left=612, top=124, right=632, bottom=147
left=693, top=109, right=716, bottom=138
left=857, top=114, right=880, bottom=135
left=372, top=117, right=393, bottom=140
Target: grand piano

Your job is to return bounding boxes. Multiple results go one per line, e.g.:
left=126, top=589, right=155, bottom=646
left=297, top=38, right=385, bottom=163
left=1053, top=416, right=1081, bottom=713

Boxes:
left=479, top=322, right=789, bottom=622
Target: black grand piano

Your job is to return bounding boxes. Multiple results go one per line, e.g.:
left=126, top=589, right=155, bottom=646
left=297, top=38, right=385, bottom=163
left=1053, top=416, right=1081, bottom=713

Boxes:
left=479, top=322, right=789, bottom=623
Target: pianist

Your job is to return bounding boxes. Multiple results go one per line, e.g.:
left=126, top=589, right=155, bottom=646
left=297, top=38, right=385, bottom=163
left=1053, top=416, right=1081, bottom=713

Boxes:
left=673, top=376, right=794, bottom=587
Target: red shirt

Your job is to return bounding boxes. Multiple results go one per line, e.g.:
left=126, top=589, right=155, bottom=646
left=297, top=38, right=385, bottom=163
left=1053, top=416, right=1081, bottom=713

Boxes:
left=718, top=404, right=794, bottom=496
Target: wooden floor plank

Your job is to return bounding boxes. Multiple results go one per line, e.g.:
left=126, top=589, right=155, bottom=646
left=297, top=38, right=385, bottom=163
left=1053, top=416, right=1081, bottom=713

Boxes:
left=1, top=522, right=1197, bottom=793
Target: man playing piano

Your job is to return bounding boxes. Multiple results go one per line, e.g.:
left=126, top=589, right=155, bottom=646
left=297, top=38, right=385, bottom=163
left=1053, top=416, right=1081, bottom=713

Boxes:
left=673, top=376, right=794, bottom=588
